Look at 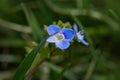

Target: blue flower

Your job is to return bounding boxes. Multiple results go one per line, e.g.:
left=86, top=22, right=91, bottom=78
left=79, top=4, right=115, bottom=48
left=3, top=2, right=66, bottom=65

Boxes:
left=46, top=25, right=75, bottom=50
left=73, top=23, right=88, bottom=46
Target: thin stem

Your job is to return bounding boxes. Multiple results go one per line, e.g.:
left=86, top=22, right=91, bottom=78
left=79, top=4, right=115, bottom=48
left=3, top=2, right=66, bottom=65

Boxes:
left=24, top=49, right=56, bottom=80
left=0, top=19, right=31, bottom=33
left=71, top=15, right=98, bottom=80
left=57, top=63, right=71, bottom=80
left=84, top=58, right=96, bottom=80
left=24, top=58, right=47, bottom=80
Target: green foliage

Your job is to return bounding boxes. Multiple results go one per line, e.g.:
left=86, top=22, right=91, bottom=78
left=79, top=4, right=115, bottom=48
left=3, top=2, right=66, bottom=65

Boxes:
left=22, top=3, right=45, bottom=42
left=13, top=39, right=46, bottom=80
left=0, top=0, right=120, bottom=80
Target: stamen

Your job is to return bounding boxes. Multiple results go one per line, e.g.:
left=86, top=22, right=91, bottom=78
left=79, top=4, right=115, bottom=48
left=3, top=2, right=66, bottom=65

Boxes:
left=56, top=33, right=65, bottom=40
left=79, top=30, right=84, bottom=35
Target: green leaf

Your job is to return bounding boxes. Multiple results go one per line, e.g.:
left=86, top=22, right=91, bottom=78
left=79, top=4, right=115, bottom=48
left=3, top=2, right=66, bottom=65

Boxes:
left=21, top=3, right=45, bottom=42
left=57, top=20, right=64, bottom=27
left=13, top=38, right=46, bottom=80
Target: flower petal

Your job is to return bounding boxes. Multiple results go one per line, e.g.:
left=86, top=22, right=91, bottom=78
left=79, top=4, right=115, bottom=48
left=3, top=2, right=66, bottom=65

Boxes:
left=76, top=31, right=88, bottom=46
left=46, top=35, right=58, bottom=43
left=79, top=39, right=89, bottom=46
left=55, top=40, right=70, bottom=50
left=76, top=31, right=84, bottom=40
left=62, top=28, right=75, bottom=41
left=73, top=23, right=78, bottom=32
left=47, top=25, right=61, bottom=35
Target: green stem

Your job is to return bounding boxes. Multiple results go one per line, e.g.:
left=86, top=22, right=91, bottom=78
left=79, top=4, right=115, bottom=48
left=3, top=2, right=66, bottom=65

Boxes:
left=0, top=19, right=31, bottom=33
left=57, top=63, right=71, bottom=80
left=24, top=49, right=56, bottom=80
left=71, top=15, right=98, bottom=80
left=83, top=58, right=96, bottom=80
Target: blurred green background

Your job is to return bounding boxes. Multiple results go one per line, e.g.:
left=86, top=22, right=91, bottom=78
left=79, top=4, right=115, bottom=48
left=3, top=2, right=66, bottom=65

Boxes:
left=0, top=0, right=120, bottom=80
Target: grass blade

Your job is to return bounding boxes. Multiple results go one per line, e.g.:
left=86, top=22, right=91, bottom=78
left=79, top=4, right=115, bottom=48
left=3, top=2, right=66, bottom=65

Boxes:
left=21, top=3, right=45, bottom=41
left=13, top=38, right=46, bottom=80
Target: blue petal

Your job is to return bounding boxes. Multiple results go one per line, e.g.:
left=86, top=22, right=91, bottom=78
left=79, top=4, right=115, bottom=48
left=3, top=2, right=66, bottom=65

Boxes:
left=62, top=28, right=75, bottom=41
left=79, top=39, right=89, bottom=46
left=76, top=31, right=84, bottom=40
left=76, top=31, right=88, bottom=46
left=47, top=25, right=61, bottom=35
left=73, top=23, right=78, bottom=32
left=46, top=35, right=58, bottom=43
left=55, top=40, right=70, bottom=50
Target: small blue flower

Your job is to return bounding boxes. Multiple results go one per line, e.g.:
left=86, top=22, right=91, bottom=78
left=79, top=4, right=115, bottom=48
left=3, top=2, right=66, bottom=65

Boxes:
left=74, top=23, right=88, bottom=46
left=46, top=25, right=75, bottom=50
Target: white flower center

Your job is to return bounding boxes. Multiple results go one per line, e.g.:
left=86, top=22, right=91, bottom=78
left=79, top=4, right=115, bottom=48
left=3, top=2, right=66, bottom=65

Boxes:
left=55, top=33, right=65, bottom=40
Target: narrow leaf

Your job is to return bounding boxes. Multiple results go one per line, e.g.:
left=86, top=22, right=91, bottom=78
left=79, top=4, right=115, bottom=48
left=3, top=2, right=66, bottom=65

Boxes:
left=21, top=3, right=45, bottom=41
left=13, top=38, right=46, bottom=80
